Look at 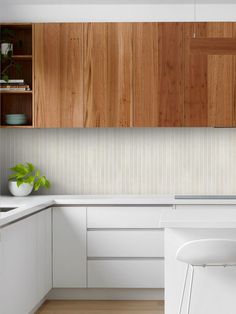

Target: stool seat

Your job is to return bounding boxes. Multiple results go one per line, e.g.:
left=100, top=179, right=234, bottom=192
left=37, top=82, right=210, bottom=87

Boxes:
left=176, top=239, right=236, bottom=266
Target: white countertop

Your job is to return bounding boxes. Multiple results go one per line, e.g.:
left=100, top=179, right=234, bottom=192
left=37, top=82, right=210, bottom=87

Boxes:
left=0, top=195, right=174, bottom=227
left=2, top=194, right=236, bottom=228
left=160, top=208, right=236, bottom=228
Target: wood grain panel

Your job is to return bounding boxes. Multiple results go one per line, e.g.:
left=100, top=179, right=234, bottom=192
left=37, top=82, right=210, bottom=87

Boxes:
left=232, top=24, right=236, bottom=127
left=158, top=23, right=184, bottom=126
left=34, top=23, right=61, bottom=128
left=107, top=23, right=132, bottom=127
left=194, top=22, right=207, bottom=38
left=234, top=55, right=236, bottom=127
left=184, top=22, right=236, bottom=127
left=207, top=22, right=233, bottom=38
left=34, top=23, right=83, bottom=128
left=84, top=23, right=107, bottom=127
left=60, top=23, right=83, bottom=127
left=206, top=23, right=234, bottom=127
left=133, top=23, right=159, bottom=127
left=193, top=22, right=233, bottom=38
left=133, top=23, right=184, bottom=127
left=184, top=23, right=208, bottom=126
left=190, top=38, right=236, bottom=55
left=84, top=23, right=132, bottom=127
left=208, top=55, right=234, bottom=127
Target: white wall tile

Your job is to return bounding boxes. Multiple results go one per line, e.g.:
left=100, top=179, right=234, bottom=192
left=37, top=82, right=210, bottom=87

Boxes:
left=1, top=128, right=236, bottom=196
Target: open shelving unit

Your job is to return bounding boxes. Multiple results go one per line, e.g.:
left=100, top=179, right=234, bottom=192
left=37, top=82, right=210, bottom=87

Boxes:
left=0, top=23, right=34, bottom=128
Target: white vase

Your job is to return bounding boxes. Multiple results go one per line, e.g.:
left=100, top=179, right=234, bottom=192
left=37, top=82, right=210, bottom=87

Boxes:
left=1, top=43, right=13, bottom=56
left=8, top=181, right=33, bottom=197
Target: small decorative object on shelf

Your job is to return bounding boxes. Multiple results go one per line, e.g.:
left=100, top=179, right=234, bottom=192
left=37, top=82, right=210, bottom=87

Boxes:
left=8, top=162, right=51, bottom=197
left=0, top=28, right=22, bottom=82
left=1, top=42, right=13, bottom=56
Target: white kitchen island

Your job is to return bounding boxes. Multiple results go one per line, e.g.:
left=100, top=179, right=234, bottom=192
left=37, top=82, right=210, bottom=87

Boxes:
left=160, top=208, right=236, bottom=314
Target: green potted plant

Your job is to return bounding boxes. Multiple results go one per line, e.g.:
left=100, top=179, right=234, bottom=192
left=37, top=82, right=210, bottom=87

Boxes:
left=8, top=162, right=51, bottom=197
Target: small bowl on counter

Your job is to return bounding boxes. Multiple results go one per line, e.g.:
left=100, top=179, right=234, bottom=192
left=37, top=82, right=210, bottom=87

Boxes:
left=5, top=114, right=27, bottom=125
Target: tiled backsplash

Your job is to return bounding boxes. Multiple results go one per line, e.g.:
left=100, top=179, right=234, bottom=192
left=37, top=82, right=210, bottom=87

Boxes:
left=1, top=128, right=236, bottom=195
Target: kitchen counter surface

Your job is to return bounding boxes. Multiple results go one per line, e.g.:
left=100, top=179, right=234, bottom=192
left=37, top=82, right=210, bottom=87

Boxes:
left=1, top=194, right=236, bottom=227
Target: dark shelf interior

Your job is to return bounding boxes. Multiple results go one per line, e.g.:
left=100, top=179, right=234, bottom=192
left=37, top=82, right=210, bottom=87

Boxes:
left=0, top=24, right=33, bottom=127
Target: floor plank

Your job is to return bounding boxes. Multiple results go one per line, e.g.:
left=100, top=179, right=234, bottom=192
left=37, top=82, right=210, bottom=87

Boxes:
left=36, top=300, right=164, bottom=314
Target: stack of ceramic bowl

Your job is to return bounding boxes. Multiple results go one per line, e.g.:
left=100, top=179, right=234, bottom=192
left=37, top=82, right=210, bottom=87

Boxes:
left=5, top=114, right=27, bottom=125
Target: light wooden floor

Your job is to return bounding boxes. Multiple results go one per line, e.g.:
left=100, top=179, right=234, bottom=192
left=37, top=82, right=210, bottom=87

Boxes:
left=36, top=300, right=164, bottom=314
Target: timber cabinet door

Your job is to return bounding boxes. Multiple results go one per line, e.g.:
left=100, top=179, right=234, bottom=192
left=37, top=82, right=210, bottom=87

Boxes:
left=133, top=23, right=184, bottom=127
left=34, top=23, right=83, bottom=128
left=83, top=23, right=132, bottom=127
left=184, top=22, right=236, bottom=127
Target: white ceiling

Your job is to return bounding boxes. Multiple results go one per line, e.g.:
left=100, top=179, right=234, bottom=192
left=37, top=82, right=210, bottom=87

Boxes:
left=1, top=0, right=236, bottom=4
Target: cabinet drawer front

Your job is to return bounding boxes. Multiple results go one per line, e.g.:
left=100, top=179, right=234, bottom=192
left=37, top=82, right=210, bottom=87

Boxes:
left=88, top=260, right=164, bottom=288
left=87, top=206, right=171, bottom=229
left=88, top=230, right=164, bottom=257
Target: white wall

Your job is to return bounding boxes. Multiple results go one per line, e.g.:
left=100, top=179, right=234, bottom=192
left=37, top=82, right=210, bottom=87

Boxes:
left=1, top=128, right=236, bottom=196
left=1, top=2, right=236, bottom=196
left=1, top=2, right=236, bottom=22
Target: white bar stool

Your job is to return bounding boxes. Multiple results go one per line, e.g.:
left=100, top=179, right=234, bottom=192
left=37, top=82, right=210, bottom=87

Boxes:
left=176, top=239, right=236, bottom=314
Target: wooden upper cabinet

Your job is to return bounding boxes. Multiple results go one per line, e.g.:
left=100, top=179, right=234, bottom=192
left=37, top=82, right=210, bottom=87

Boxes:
left=83, top=23, right=132, bottom=127
left=184, top=22, right=236, bottom=127
left=34, top=23, right=83, bottom=128
left=33, top=22, right=236, bottom=128
left=133, top=23, right=184, bottom=127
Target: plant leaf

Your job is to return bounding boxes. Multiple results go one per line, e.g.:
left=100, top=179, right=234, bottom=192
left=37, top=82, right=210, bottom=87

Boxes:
left=24, top=176, right=34, bottom=184
left=16, top=179, right=24, bottom=187
left=41, top=176, right=46, bottom=185
left=45, top=179, right=51, bottom=189
left=34, top=180, right=41, bottom=191
left=15, top=173, right=27, bottom=179
left=27, top=162, right=34, bottom=173
left=2, top=74, right=8, bottom=82
left=35, top=170, right=40, bottom=177
left=8, top=173, right=18, bottom=180
left=10, top=163, right=29, bottom=175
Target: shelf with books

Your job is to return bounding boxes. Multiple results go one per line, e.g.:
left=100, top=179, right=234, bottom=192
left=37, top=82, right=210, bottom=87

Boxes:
left=0, top=23, right=34, bottom=127
left=0, top=90, right=32, bottom=94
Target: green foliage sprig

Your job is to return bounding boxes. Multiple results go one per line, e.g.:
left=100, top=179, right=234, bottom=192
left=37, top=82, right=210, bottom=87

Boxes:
left=0, top=28, right=22, bottom=82
left=0, top=52, right=22, bottom=82
left=8, top=162, right=51, bottom=192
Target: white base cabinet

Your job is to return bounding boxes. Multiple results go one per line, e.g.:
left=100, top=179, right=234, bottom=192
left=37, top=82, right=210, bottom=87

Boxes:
left=52, top=206, right=171, bottom=289
left=88, top=259, right=164, bottom=288
left=53, top=207, right=86, bottom=288
left=0, top=208, right=52, bottom=314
